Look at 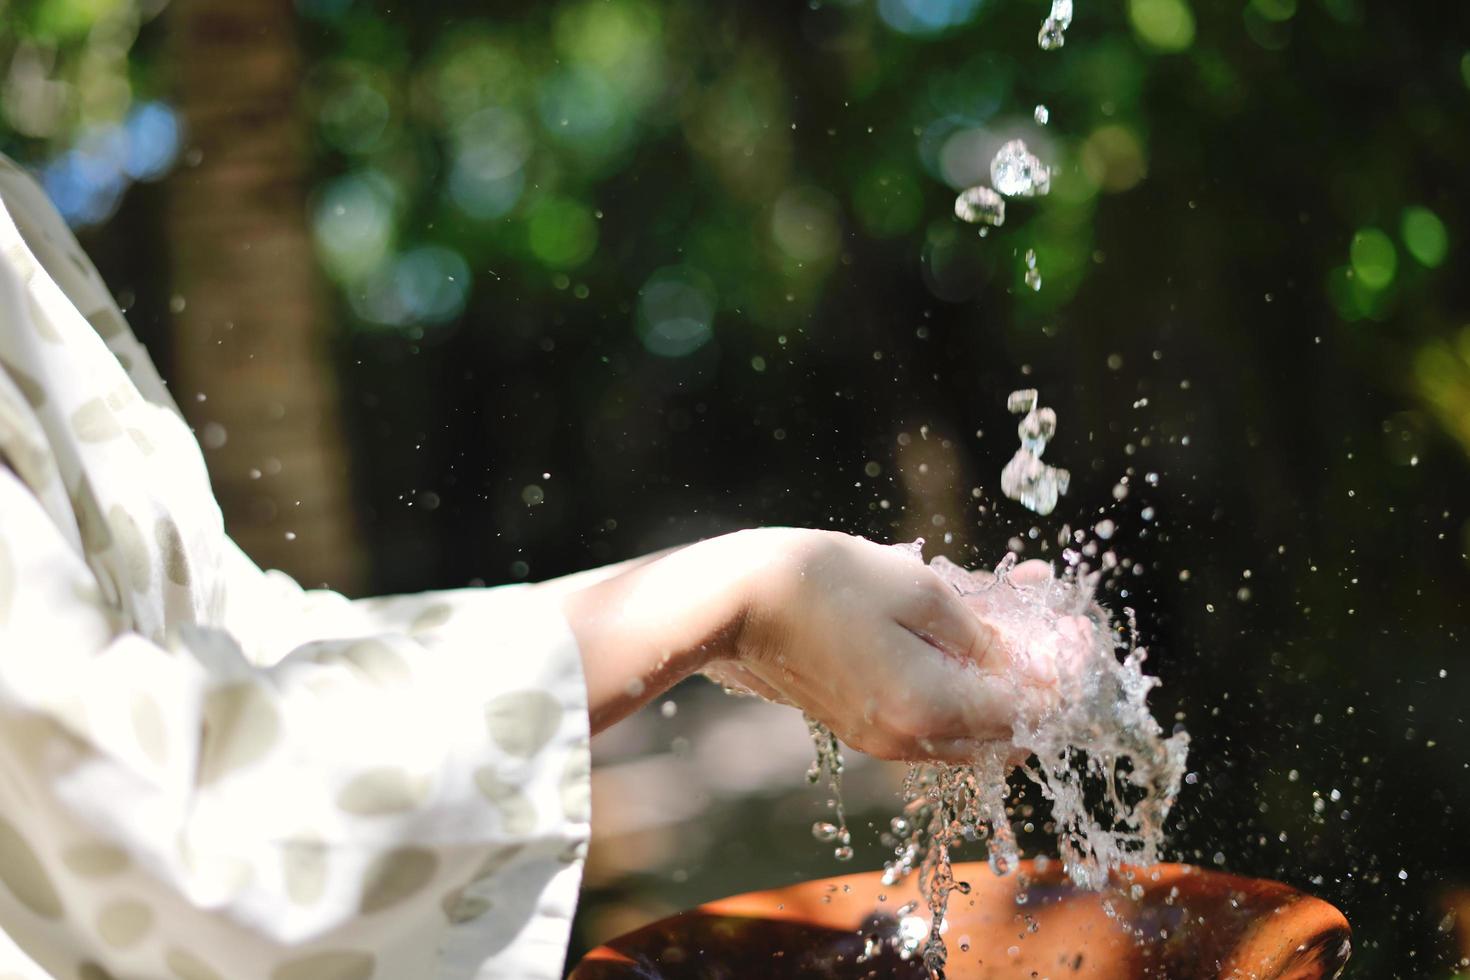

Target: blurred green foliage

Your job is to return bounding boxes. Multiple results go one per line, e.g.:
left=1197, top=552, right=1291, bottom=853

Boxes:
left=0, top=0, right=162, bottom=144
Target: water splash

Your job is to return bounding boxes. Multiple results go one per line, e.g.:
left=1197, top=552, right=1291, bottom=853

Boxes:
left=990, top=139, right=1051, bottom=198
left=1038, top=0, right=1074, bottom=50
left=883, top=542, right=1191, bottom=977
left=1001, top=388, right=1069, bottom=515
left=953, top=185, right=1005, bottom=227
left=806, top=715, right=854, bottom=862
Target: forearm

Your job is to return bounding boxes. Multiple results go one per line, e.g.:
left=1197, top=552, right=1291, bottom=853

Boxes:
left=524, top=546, right=678, bottom=601
left=560, top=532, right=771, bottom=733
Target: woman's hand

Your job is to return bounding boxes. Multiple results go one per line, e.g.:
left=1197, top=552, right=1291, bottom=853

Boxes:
left=559, top=528, right=1069, bottom=760
left=702, top=530, right=1059, bottom=762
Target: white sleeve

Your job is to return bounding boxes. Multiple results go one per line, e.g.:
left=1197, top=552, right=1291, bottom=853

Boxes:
left=0, top=466, right=591, bottom=980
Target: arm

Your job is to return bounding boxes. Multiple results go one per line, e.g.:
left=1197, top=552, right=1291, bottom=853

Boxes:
left=559, top=537, right=750, bottom=733
left=561, top=527, right=1032, bottom=760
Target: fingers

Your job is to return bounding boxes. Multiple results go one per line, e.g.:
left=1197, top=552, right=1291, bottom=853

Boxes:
left=892, top=570, right=1001, bottom=668
left=871, top=622, right=1017, bottom=748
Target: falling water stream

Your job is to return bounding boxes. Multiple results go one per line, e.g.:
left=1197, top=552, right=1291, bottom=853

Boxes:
left=804, top=390, right=1188, bottom=978
left=808, top=6, right=1190, bottom=978
left=807, top=536, right=1189, bottom=978
left=1000, top=388, right=1069, bottom=515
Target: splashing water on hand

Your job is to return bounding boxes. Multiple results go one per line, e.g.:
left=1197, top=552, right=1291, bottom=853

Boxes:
left=808, top=539, right=1189, bottom=979
left=923, top=544, right=1184, bottom=977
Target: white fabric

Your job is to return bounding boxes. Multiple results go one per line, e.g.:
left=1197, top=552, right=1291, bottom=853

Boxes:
left=0, top=155, right=591, bottom=980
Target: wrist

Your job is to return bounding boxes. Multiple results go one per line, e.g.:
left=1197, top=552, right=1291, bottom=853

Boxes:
left=562, top=530, right=769, bottom=731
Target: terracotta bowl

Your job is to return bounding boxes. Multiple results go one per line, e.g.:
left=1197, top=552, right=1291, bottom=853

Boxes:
left=571, top=861, right=1351, bottom=979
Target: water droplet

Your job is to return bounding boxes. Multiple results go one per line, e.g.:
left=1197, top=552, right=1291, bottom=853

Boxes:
left=990, top=140, right=1051, bottom=198
left=1037, top=0, right=1073, bottom=49
left=1034, top=104, right=1050, bottom=125
left=898, top=915, right=928, bottom=953
left=1007, top=388, right=1037, bottom=413
left=954, top=185, right=1006, bottom=226
left=1023, top=248, right=1042, bottom=291
left=659, top=700, right=677, bottom=718
left=1001, top=389, right=1070, bottom=515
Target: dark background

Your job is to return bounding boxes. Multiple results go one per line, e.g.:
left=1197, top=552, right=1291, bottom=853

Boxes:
left=4, top=0, right=1470, bottom=975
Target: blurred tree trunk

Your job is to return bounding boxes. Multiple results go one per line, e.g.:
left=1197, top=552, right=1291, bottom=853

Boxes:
left=166, top=0, right=361, bottom=590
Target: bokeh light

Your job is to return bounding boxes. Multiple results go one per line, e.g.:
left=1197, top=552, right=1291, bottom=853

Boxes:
left=553, top=0, right=664, bottom=105
left=448, top=107, right=531, bottom=220
left=1128, top=0, right=1196, bottom=52
left=770, top=186, right=842, bottom=265
left=38, top=100, right=180, bottom=226
left=877, top=0, right=985, bottom=37
left=1242, top=4, right=1291, bottom=51
left=538, top=65, right=629, bottom=158
left=925, top=54, right=1014, bottom=124
left=527, top=196, right=599, bottom=268
left=121, top=102, right=180, bottom=180
left=28, top=0, right=121, bottom=42
left=636, top=266, right=717, bottom=358
left=312, top=171, right=398, bottom=281
left=1414, top=328, right=1470, bottom=454
left=1400, top=206, right=1448, bottom=269
left=349, top=244, right=470, bottom=328
left=316, top=68, right=392, bottom=154
left=428, top=34, right=529, bottom=127
left=1349, top=227, right=1397, bottom=291
left=683, top=55, right=792, bottom=200
left=1080, top=124, right=1147, bottom=193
